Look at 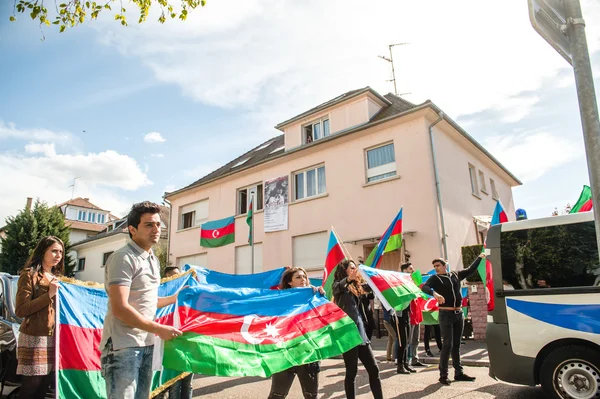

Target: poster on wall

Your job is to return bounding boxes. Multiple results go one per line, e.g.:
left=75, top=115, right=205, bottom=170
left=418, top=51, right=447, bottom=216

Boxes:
left=264, top=176, right=289, bottom=232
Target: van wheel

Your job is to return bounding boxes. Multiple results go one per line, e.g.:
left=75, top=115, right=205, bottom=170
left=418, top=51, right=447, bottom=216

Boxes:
left=540, top=345, right=600, bottom=399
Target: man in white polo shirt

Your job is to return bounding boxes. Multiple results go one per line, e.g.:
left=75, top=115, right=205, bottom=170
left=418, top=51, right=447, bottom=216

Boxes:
left=100, top=201, right=183, bottom=399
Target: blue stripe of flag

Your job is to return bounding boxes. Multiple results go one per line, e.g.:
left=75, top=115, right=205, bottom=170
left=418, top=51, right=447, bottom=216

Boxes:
left=184, top=265, right=285, bottom=289
left=201, top=216, right=235, bottom=231
left=178, top=284, right=328, bottom=317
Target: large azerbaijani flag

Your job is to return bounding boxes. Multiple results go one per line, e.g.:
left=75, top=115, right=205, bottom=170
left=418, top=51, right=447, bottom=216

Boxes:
left=163, top=285, right=362, bottom=377
left=183, top=264, right=285, bottom=289
left=570, top=185, right=593, bottom=213
left=365, top=208, right=403, bottom=268
left=359, top=265, right=422, bottom=311
left=201, top=216, right=235, bottom=248
left=57, top=272, right=199, bottom=398
left=321, top=229, right=346, bottom=299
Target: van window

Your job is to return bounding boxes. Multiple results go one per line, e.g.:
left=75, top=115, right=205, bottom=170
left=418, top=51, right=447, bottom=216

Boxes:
left=500, top=221, right=600, bottom=289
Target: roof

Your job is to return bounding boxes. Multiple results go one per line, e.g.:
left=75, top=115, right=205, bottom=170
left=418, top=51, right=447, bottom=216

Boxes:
left=275, top=87, right=392, bottom=130
left=57, top=197, right=109, bottom=212
left=66, top=220, right=108, bottom=233
left=72, top=205, right=170, bottom=247
left=165, top=89, right=520, bottom=198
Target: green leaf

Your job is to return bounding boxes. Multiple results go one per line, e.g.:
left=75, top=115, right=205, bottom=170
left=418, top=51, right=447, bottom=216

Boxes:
left=86, top=1, right=90, bottom=8
left=9, top=16, right=16, bottom=21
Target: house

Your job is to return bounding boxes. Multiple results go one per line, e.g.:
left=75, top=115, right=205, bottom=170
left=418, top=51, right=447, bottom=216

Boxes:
left=71, top=206, right=170, bottom=283
left=57, top=197, right=119, bottom=244
left=164, top=87, right=521, bottom=278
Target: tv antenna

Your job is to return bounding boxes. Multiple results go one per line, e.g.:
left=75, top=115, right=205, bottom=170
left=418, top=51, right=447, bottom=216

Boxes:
left=378, top=43, right=409, bottom=96
left=69, top=177, right=81, bottom=199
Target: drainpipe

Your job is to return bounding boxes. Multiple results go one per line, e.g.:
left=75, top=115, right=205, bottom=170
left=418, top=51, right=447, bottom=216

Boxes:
left=428, top=112, right=449, bottom=260
left=163, top=197, right=172, bottom=267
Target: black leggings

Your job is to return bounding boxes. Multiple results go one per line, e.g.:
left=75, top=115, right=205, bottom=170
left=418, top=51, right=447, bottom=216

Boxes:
left=342, top=345, right=383, bottom=399
left=19, top=372, right=54, bottom=399
left=393, top=308, right=410, bottom=366
left=268, top=363, right=319, bottom=399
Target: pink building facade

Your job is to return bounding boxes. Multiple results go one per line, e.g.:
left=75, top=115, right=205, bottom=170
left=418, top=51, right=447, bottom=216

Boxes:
left=165, top=88, right=521, bottom=278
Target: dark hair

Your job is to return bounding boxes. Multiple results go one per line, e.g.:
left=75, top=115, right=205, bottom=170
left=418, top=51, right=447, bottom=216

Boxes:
left=400, top=262, right=412, bottom=272
left=23, top=236, right=65, bottom=276
left=127, top=201, right=161, bottom=238
left=163, top=266, right=180, bottom=277
left=279, top=267, right=308, bottom=290
left=333, top=259, right=365, bottom=298
left=432, top=258, right=446, bottom=267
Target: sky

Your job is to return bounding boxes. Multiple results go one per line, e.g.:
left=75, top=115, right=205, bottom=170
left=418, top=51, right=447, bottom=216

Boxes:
left=0, top=0, right=599, bottom=225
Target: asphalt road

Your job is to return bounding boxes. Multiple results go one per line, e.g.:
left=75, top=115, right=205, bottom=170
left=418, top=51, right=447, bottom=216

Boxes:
left=188, top=357, right=547, bottom=398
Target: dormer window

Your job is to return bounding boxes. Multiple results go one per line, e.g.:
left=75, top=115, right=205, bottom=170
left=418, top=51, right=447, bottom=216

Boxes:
left=303, top=118, right=330, bottom=144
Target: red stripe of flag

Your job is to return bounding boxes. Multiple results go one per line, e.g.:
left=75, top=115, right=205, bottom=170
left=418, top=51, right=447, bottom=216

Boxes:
left=59, top=324, right=102, bottom=371
left=178, top=302, right=346, bottom=345
left=200, top=223, right=235, bottom=239
left=368, top=272, right=414, bottom=294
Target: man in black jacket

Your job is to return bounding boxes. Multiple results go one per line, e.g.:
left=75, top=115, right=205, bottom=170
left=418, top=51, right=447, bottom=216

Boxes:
left=421, top=254, right=485, bottom=385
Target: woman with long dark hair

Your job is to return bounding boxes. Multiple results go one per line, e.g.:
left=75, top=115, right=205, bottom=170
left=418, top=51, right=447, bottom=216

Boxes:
left=15, top=236, right=65, bottom=399
left=333, top=260, right=383, bottom=399
left=267, top=267, right=323, bottom=399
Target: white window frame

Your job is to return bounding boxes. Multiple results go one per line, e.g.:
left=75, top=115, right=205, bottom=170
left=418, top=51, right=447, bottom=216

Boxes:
left=478, top=170, right=488, bottom=194
left=237, top=183, right=264, bottom=215
left=293, top=165, right=326, bottom=201
left=468, top=163, right=480, bottom=197
left=490, top=178, right=499, bottom=200
left=303, top=117, right=330, bottom=144
left=365, top=142, right=397, bottom=183
left=178, top=200, right=209, bottom=231
left=76, top=258, right=85, bottom=272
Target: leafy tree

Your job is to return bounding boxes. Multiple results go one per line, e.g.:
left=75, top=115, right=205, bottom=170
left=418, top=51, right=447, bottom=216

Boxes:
left=0, top=200, right=75, bottom=276
left=9, top=0, right=206, bottom=33
left=154, top=241, right=172, bottom=277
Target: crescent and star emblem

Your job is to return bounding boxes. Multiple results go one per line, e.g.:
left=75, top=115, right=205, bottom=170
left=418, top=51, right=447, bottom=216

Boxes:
left=424, top=298, right=437, bottom=311
left=212, top=230, right=220, bottom=239
left=240, top=315, right=280, bottom=344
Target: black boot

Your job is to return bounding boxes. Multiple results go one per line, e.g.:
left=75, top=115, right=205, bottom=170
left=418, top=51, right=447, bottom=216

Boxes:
left=404, top=363, right=417, bottom=373
left=396, top=364, right=410, bottom=374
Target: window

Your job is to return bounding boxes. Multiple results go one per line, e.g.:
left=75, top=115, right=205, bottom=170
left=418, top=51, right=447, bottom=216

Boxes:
left=176, top=253, right=207, bottom=268
left=365, top=143, right=396, bottom=183
left=500, top=221, right=599, bottom=290
left=232, top=158, right=250, bottom=169
left=178, top=199, right=209, bottom=230
left=270, top=145, right=285, bottom=154
left=99, top=214, right=105, bottom=224
left=235, top=244, right=263, bottom=274
left=294, top=165, right=326, bottom=200
left=303, top=118, right=330, bottom=144
left=102, top=251, right=114, bottom=267
left=76, top=258, right=85, bottom=272
left=468, top=164, right=479, bottom=196
left=490, top=178, right=499, bottom=200
left=78, top=210, right=87, bottom=221
left=237, top=184, right=263, bottom=215
left=292, top=231, right=328, bottom=269
left=479, top=170, right=487, bottom=194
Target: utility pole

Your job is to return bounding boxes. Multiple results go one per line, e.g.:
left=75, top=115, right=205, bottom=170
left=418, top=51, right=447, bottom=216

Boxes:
left=378, top=43, right=408, bottom=96
left=69, top=177, right=81, bottom=199
left=563, top=0, right=600, bottom=264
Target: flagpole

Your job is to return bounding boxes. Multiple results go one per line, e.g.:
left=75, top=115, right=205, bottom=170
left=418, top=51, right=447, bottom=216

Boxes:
left=251, top=193, right=255, bottom=273
left=331, top=226, right=353, bottom=262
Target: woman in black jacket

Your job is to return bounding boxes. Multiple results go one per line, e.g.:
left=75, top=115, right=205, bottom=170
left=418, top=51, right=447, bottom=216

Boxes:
left=333, top=260, right=383, bottom=399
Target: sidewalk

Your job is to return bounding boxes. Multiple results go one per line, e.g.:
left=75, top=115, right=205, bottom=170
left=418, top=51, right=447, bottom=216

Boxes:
left=370, top=336, right=490, bottom=367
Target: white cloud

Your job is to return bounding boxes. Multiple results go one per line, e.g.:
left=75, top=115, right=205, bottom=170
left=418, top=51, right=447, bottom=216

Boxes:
left=0, top=150, right=152, bottom=224
left=25, top=142, right=56, bottom=157
left=144, top=132, right=166, bottom=143
left=151, top=153, right=165, bottom=158
left=482, top=132, right=582, bottom=183
left=0, top=121, right=73, bottom=144
left=94, top=0, right=600, bottom=133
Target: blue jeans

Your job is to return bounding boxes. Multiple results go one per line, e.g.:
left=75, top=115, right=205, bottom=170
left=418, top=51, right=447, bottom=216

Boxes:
left=100, top=339, right=154, bottom=399
left=165, top=374, right=193, bottom=399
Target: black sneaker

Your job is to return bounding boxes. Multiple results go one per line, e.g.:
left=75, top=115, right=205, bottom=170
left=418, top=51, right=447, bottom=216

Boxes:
left=454, top=373, right=476, bottom=382
left=412, top=360, right=426, bottom=367
left=425, top=350, right=434, bottom=357
left=404, top=364, right=417, bottom=373
left=397, top=365, right=410, bottom=375
left=439, top=377, right=451, bottom=385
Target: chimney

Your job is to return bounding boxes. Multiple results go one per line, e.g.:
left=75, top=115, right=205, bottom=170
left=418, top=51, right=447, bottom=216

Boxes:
left=26, top=197, right=33, bottom=211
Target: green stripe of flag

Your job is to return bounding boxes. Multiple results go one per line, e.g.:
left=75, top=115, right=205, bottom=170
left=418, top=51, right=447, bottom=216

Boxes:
left=163, top=316, right=361, bottom=378
left=382, top=283, right=423, bottom=311
left=59, top=370, right=106, bottom=399
left=200, top=233, right=234, bottom=248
